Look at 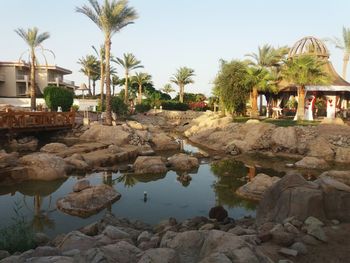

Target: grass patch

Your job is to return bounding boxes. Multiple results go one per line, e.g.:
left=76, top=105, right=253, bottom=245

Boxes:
left=262, top=118, right=320, bottom=127
left=232, top=117, right=251, bottom=123
left=0, top=202, right=36, bottom=254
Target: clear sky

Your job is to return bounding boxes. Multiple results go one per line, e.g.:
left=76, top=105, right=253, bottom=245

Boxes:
left=1, top=0, right=350, bottom=97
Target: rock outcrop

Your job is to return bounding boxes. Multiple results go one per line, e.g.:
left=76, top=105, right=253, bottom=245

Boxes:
left=80, top=124, right=131, bottom=146
left=168, top=153, right=199, bottom=171
left=133, top=156, right=167, bottom=174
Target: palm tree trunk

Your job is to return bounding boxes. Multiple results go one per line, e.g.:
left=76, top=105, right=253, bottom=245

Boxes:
left=251, top=87, right=259, bottom=118
left=296, top=86, right=306, bottom=120
left=112, top=85, right=115, bottom=96
left=30, top=48, right=36, bottom=110
left=124, top=72, right=129, bottom=104
left=342, top=53, right=349, bottom=80
left=100, top=59, right=105, bottom=105
left=179, top=84, right=184, bottom=103
left=105, top=37, right=112, bottom=126
left=92, top=80, right=96, bottom=96
left=138, top=84, right=142, bottom=104
left=87, top=72, right=92, bottom=96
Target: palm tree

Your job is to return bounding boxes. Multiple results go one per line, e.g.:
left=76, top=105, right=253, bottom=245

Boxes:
left=170, top=67, right=195, bottom=103
left=77, top=55, right=99, bottom=96
left=132, top=72, right=152, bottom=104
left=15, top=27, right=50, bottom=110
left=76, top=0, right=138, bottom=125
left=92, top=44, right=106, bottom=103
left=111, top=74, right=120, bottom=95
left=162, top=83, right=175, bottom=94
left=282, top=55, right=329, bottom=120
left=91, top=62, right=101, bottom=96
left=328, top=27, right=350, bottom=80
left=114, top=53, right=143, bottom=104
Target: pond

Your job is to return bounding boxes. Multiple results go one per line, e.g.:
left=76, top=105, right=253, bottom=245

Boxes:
left=0, top=141, right=287, bottom=237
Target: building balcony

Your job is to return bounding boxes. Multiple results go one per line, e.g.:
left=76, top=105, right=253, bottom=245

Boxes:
left=16, top=75, right=29, bottom=82
left=48, top=77, right=75, bottom=88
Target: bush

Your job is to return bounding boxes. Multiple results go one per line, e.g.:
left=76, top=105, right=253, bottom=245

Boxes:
left=189, top=101, right=209, bottom=111
left=135, top=102, right=151, bottom=113
left=0, top=202, right=35, bottom=253
left=71, top=104, right=79, bottom=112
left=43, top=86, right=74, bottom=112
left=161, top=100, right=189, bottom=111
left=111, top=96, right=128, bottom=117
left=97, top=99, right=105, bottom=112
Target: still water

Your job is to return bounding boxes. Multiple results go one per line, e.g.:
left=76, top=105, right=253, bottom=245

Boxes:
left=0, top=142, right=285, bottom=237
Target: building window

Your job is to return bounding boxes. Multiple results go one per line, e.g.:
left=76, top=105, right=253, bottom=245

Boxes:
left=17, top=83, right=27, bottom=96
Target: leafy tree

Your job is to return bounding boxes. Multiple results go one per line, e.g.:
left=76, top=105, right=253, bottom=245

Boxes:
left=111, top=74, right=121, bottom=95
left=161, top=83, right=175, bottom=95
left=15, top=27, right=50, bottom=110
left=170, top=67, right=195, bottom=103
left=174, top=92, right=206, bottom=103
left=114, top=53, right=143, bottom=103
left=77, top=54, right=99, bottom=96
left=43, top=86, right=74, bottom=112
left=213, top=60, right=251, bottom=115
left=111, top=96, right=128, bottom=117
left=281, top=55, right=330, bottom=120
left=76, top=0, right=138, bottom=125
left=132, top=72, right=152, bottom=104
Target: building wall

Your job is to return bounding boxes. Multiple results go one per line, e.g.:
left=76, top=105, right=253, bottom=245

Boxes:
left=0, top=65, right=17, bottom=97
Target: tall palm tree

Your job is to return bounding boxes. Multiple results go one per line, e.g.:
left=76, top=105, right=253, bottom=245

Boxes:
left=76, top=0, right=138, bottom=125
left=114, top=53, right=143, bottom=103
left=92, top=44, right=106, bottom=103
left=77, top=55, right=99, bottom=96
left=132, top=72, right=152, bottom=104
left=170, top=67, right=195, bottom=103
left=328, top=27, right=350, bottom=80
left=15, top=27, right=50, bottom=110
left=111, top=74, right=120, bottom=95
left=162, top=83, right=175, bottom=94
left=91, top=62, right=101, bottom=96
left=282, top=55, right=329, bottom=120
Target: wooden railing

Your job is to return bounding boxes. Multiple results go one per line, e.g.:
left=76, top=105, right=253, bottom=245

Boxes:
left=0, top=110, right=75, bottom=131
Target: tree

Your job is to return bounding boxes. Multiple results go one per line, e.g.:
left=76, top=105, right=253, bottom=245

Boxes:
left=328, top=27, right=350, bottom=80
left=77, top=0, right=138, bottom=125
left=170, top=67, right=195, bottom=103
left=77, top=55, right=99, bottom=96
left=92, top=44, right=106, bottom=103
left=213, top=60, right=250, bottom=115
left=132, top=72, right=152, bottom=104
left=111, top=74, right=120, bottom=95
left=245, top=44, right=289, bottom=68
left=282, top=55, right=330, bottom=120
left=161, top=83, right=175, bottom=95
left=90, top=62, right=101, bottom=96
left=114, top=53, right=143, bottom=104
left=15, top=27, right=50, bottom=110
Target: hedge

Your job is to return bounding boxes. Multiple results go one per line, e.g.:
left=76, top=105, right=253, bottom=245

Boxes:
left=161, top=100, right=189, bottom=111
left=43, top=86, right=74, bottom=112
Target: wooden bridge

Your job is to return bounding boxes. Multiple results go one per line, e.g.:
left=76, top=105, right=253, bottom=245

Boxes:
left=0, top=110, right=75, bottom=133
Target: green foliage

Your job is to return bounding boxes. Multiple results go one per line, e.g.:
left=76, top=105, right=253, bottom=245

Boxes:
left=285, top=96, right=298, bottom=109
left=43, top=86, right=74, bottom=112
left=173, top=93, right=206, bottom=103
left=0, top=202, right=35, bottom=253
left=97, top=98, right=105, bottom=112
left=213, top=60, right=251, bottom=115
left=135, top=102, right=151, bottom=113
left=71, top=104, right=80, bottom=112
left=111, top=96, right=128, bottom=116
left=161, top=101, right=189, bottom=111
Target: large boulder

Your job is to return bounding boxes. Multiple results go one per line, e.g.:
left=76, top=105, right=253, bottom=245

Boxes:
left=0, top=150, right=18, bottom=168
left=19, top=153, right=67, bottom=181
left=57, top=184, right=121, bottom=218
left=80, top=124, right=131, bottom=146
left=335, top=147, right=350, bottom=163
left=40, top=143, right=68, bottom=153
left=151, top=133, right=180, bottom=151
left=271, top=127, right=297, bottom=151
left=133, top=156, right=167, bottom=174
left=256, top=173, right=325, bottom=225
left=58, top=231, right=97, bottom=252
left=168, top=153, right=199, bottom=171
left=295, top=156, right=329, bottom=169
left=8, top=136, right=38, bottom=152
left=307, top=137, right=334, bottom=161
left=138, top=248, right=180, bottom=263
left=320, top=170, right=350, bottom=186
left=236, top=173, right=281, bottom=201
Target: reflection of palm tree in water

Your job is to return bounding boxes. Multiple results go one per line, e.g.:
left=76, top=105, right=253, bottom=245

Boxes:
left=102, top=171, right=115, bottom=212
left=116, top=173, right=138, bottom=188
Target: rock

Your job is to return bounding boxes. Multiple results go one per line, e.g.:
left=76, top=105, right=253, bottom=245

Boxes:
left=64, top=156, right=90, bottom=171
left=306, top=225, right=327, bottom=242
left=320, top=117, right=344, bottom=125
left=199, top=224, right=215, bottom=231
left=295, top=156, right=329, bottom=169
left=40, top=143, right=68, bottom=153
left=209, top=206, right=228, bottom=222
left=257, top=231, right=272, bottom=242
left=224, top=143, right=241, bottom=156
left=228, top=226, right=247, bottom=236
left=57, top=184, right=121, bottom=218
left=284, top=222, right=299, bottom=235
left=138, top=145, right=155, bottom=156
left=335, top=147, right=350, bottom=163
left=73, top=179, right=90, bottom=192
left=301, top=234, right=321, bottom=245
left=317, top=175, right=350, bottom=192
left=80, top=124, right=131, bottom=146
left=236, top=173, right=280, bottom=201
left=270, top=228, right=295, bottom=246
left=168, top=153, right=199, bottom=171
left=58, top=231, right=97, bottom=252
left=271, top=127, right=297, bottom=150
left=103, top=225, right=130, bottom=240
left=127, top=120, right=146, bottom=130
left=279, top=248, right=298, bottom=257
left=137, top=231, right=152, bottom=244
left=331, top=219, right=340, bottom=225
left=79, top=222, right=99, bottom=236
left=307, top=137, right=334, bottom=161
left=290, top=242, right=307, bottom=255
left=19, top=153, right=67, bottom=181
left=34, top=232, right=50, bottom=246
left=19, top=256, right=74, bottom=263
left=0, top=151, right=18, bottom=168
left=257, top=173, right=325, bottom=225
left=133, top=156, right=167, bottom=174
left=151, top=133, right=180, bottom=151
left=0, top=250, right=10, bottom=260
left=138, top=248, right=180, bottom=263
left=31, top=246, right=61, bottom=257
left=199, top=253, right=232, bottom=263
left=320, top=170, right=350, bottom=186
left=61, top=249, right=80, bottom=257
left=9, top=136, right=38, bottom=152
left=246, top=119, right=260, bottom=124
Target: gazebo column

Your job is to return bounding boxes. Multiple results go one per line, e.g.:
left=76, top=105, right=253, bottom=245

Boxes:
left=326, top=95, right=336, bottom=119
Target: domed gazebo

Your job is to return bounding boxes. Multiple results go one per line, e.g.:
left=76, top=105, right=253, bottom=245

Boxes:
left=276, top=36, right=350, bottom=120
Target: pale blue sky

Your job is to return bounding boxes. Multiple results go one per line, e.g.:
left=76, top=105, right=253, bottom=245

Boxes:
left=1, top=0, right=350, bottom=96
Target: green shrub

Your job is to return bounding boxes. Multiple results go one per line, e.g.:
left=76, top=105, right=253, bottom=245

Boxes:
left=161, top=101, right=189, bottom=111
left=111, top=96, right=128, bottom=116
left=0, top=202, right=35, bottom=253
left=135, top=102, right=151, bottom=113
left=97, top=99, right=106, bottom=112
left=43, top=86, right=74, bottom=112
left=71, top=104, right=79, bottom=112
